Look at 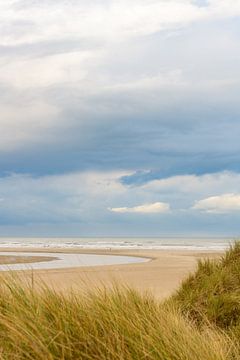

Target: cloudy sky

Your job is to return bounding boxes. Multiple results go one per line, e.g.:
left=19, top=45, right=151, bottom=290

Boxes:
left=0, top=0, right=240, bottom=237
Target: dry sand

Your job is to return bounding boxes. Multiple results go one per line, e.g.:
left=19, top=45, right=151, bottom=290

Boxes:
left=0, top=248, right=222, bottom=299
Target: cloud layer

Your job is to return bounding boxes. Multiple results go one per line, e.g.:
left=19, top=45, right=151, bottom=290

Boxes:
left=0, top=1, right=240, bottom=235
left=0, top=170, right=240, bottom=236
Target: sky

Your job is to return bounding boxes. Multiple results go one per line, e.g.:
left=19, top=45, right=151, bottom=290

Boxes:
left=0, top=0, right=240, bottom=237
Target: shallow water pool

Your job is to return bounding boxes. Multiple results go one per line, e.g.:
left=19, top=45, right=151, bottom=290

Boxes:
left=0, top=252, right=149, bottom=271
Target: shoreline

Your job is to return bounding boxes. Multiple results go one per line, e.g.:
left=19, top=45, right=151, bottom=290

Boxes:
left=0, top=247, right=223, bottom=299
left=0, top=254, right=58, bottom=265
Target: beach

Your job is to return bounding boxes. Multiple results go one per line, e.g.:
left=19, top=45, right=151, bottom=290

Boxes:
left=0, top=248, right=221, bottom=299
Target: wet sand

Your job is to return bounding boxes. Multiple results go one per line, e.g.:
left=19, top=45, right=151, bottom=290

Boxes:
left=0, top=248, right=222, bottom=299
left=0, top=254, right=57, bottom=265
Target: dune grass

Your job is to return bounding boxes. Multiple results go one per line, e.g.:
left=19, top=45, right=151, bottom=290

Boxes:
left=172, top=242, right=240, bottom=342
left=0, top=243, right=239, bottom=359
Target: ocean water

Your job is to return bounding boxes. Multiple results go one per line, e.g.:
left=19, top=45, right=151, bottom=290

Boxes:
left=0, top=237, right=234, bottom=251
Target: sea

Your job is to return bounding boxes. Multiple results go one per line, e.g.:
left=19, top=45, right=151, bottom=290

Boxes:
left=0, top=237, right=236, bottom=251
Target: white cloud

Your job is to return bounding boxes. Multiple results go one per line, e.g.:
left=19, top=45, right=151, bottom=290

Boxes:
left=104, top=70, right=185, bottom=93
left=192, top=193, right=240, bottom=213
left=142, top=172, right=240, bottom=195
left=0, top=50, right=100, bottom=89
left=0, top=101, right=60, bottom=151
left=109, top=202, right=170, bottom=214
left=0, top=0, right=239, bottom=155
left=0, top=1, right=205, bottom=45
left=0, top=0, right=239, bottom=94
left=1, top=0, right=240, bottom=46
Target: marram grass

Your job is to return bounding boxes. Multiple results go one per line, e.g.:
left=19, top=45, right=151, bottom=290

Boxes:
left=0, top=243, right=239, bottom=359
left=172, top=241, right=240, bottom=342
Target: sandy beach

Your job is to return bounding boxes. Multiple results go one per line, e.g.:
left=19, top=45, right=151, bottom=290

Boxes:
left=0, top=248, right=222, bottom=299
